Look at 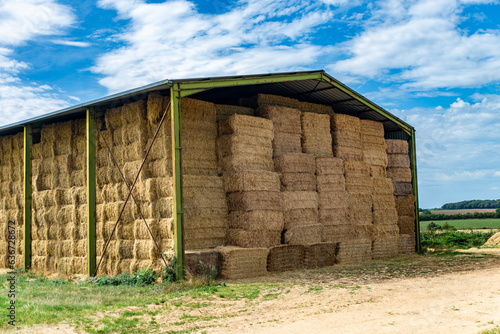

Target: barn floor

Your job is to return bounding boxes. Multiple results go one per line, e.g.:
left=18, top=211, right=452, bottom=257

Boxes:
left=6, top=251, right=500, bottom=334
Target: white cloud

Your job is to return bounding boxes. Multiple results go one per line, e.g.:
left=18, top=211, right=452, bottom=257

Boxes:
left=93, top=0, right=333, bottom=92
left=329, top=0, right=500, bottom=90
left=51, top=39, right=91, bottom=47
left=0, top=0, right=75, bottom=127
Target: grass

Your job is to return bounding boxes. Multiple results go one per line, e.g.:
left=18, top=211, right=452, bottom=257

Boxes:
left=1, top=252, right=500, bottom=333
left=420, top=219, right=500, bottom=230
left=421, top=230, right=495, bottom=250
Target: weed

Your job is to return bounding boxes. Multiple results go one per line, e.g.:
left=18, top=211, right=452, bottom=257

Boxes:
left=85, top=267, right=158, bottom=286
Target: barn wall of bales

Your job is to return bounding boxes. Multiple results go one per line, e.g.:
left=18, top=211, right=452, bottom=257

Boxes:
left=0, top=74, right=419, bottom=279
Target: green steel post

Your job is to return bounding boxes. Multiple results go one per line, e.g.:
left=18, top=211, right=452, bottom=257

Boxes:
left=171, top=86, right=185, bottom=280
left=86, top=108, right=97, bottom=276
left=410, top=129, right=421, bottom=252
left=23, top=124, right=32, bottom=270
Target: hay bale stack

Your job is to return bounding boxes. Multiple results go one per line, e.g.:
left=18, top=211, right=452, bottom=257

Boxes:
left=344, top=161, right=372, bottom=225
left=360, top=120, right=388, bottom=174
left=336, top=239, right=372, bottom=264
left=331, top=114, right=362, bottom=161
left=256, top=105, right=302, bottom=157
left=218, top=115, right=274, bottom=172
left=399, top=234, right=416, bottom=254
left=274, top=153, right=316, bottom=191
left=303, top=243, right=336, bottom=269
left=184, top=175, right=228, bottom=249
left=372, top=225, right=399, bottom=259
left=267, top=245, right=305, bottom=272
left=215, top=104, right=254, bottom=122
left=239, top=93, right=300, bottom=110
left=395, top=195, right=416, bottom=234
left=301, top=112, right=333, bottom=157
left=297, top=101, right=334, bottom=115
left=282, top=191, right=321, bottom=245
left=217, top=246, right=268, bottom=279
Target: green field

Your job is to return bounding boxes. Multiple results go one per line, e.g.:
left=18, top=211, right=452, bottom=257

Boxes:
left=420, top=219, right=500, bottom=230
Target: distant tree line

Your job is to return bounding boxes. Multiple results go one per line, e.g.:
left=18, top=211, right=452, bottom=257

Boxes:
left=420, top=209, right=500, bottom=221
left=441, top=199, right=500, bottom=210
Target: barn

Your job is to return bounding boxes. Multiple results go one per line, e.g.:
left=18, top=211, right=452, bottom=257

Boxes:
left=0, top=70, right=419, bottom=279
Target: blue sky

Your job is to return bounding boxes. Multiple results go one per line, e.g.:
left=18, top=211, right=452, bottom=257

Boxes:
left=1, top=0, right=500, bottom=208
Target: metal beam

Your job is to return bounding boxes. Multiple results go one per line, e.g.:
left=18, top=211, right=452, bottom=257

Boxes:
left=176, top=72, right=323, bottom=91
left=86, top=108, right=96, bottom=276
left=410, top=130, right=421, bottom=252
left=23, top=124, right=32, bottom=270
left=171, top=85, right=185, bottom=280
left=320, top=73, right=413, bottom=135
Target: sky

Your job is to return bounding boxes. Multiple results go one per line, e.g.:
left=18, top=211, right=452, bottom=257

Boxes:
left=1, top=0, right=500, bottom=208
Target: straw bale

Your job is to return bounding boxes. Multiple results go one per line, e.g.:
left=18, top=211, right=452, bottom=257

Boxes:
left=353, top=224, right=374, bottom=239
left=372, top=195, right=397, bottom=211
left=398, top=215, right=415, bottom=234
left=302, top=112, right=331, bottom=132
left=227, top=229, right=281, bottom=248
left=372, top=225, right=399, bottom=240
left=387, top=154, right=410, bottom=168
left=147, top=91, right=165, bottom=124
left=315, top=157, right=343, bottom=175
left=297, top=101, right=334, bottom=115
left=399, top=234, right=416, bottom=254
left=219, top=114, right=273, bottom=139
left=280, top=172, right=316, bottom=191
left=344, top=160, right=370, bottom=176
left=184, top=217, right=228, bottom=230
left=302, top=139, right=333, bottom=157
left=185, top=227, right=227, bottom=241
left=372, top=237, right=399, bottom=259
left=241, top=94, right=300, bottom=109
left=121, top=100, right=147, bottom=125
left=217, top=246, right=268, bottom=279
left=274, top=153, right=316, bottom=173
left=273, top=132, right=302, bottom=156
left=216, top=104, right=254, bottom=122
left=336, top=239, right=372, bottom=264
left=332, top=130, right=361, bottom=145
left=219, top=154, right=274, bottom=172
left=229, top=210, right=283, bottom=231
left=284, top=224, right=322, bottom=245
left=223, top=171, right=280, bottom=193
left=186, top=238, right=225, bottom=250
left=217, top=138, right=272, bottom=161
left=316, top=174, right=346, bottom=192
left=331, top=114, right=361, bottom=132
left=184, top=206, right=228, bottom=218
left=360, top=119, right=384, bottom=137
left=267, top=245, right=305, bottom=272
left=318, top=190, right=349, bottom=209
left=282, top=191, right=318, bottom=211
left=361, top=134, right=387, bottom=148
left=284, top=208, right=318, bottom=229
left=395, top=195, right=416, bottom=216
left=386, top=139, right=409, bottom=154
left=370, top=165, right=387, bottom=178
left=392, top=182, right=413, bottom=196
left=373, top=208, right=399, bottom=225
left=185, top=249, right=222, bottom=278
left=372, top=178, right=394, bottom=195
left=256, top=105, right=301, bottom=133
left=333, top=145, right=363, bottom=161
left=227, top=191, right=282, bottom=211
left=363, top=149, right=388, bottom=167
left=386, top=167, right=412, bottom=183
left=319, top=208, right=350, bottom=225
left=105, top=106, right=123, bottom=129
left=345, top=175, right=372, bottom=195
left=303, top=243, right=336, bottom=269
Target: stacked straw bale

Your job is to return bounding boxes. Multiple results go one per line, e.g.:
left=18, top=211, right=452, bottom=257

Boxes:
left=239, top=93, right=300, bottom=110
left=301, top=112, right=333, bottom=157
left=267, top=245, right=304, bottom=272
left=185, top=249, right=222, bottom=278
left=220, top=115, right=283, bottom=248
left=360, top=120, right=388, bottom=177
left=336, top=239, right=372, bottom=264
left=256, top=105, right=302, bottom=157
left=303, top=243, right=336, bottom=269
left=216, top=104, right=254, bottom=122
left=275, top=153, right=316, bottom=191
left=30, top=120, right=87, bottom=274
left=297, top=101, right=334, bottom=115
left=0, top=133, right=24, bottom=268
left=386, top=139, right=416, bottom=253
left=371, top=178, right=399, bottom=259
left=331, top=114, right=362, bottom=161
left=316, top=157, right=351, bottom=243
left=217, top=246, right=269, bottom=279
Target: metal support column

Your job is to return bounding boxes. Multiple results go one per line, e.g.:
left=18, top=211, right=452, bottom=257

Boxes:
left=171, top=86, right=185, bottom=280
left=23, top=124, right=32, bottom=270
left=86, top=108, right=96, bottom=276
left=410, top=129, right=421, bottom=252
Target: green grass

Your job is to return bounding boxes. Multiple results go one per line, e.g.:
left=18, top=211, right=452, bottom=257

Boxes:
left=420, top=219, right=500, bottom=230
left=421, top=230, right=495, bottom=250
left=480, top=326, right=500, bottom=334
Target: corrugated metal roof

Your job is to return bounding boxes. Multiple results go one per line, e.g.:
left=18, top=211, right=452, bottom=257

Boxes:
left=0, top=70, right=412, bottom=139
